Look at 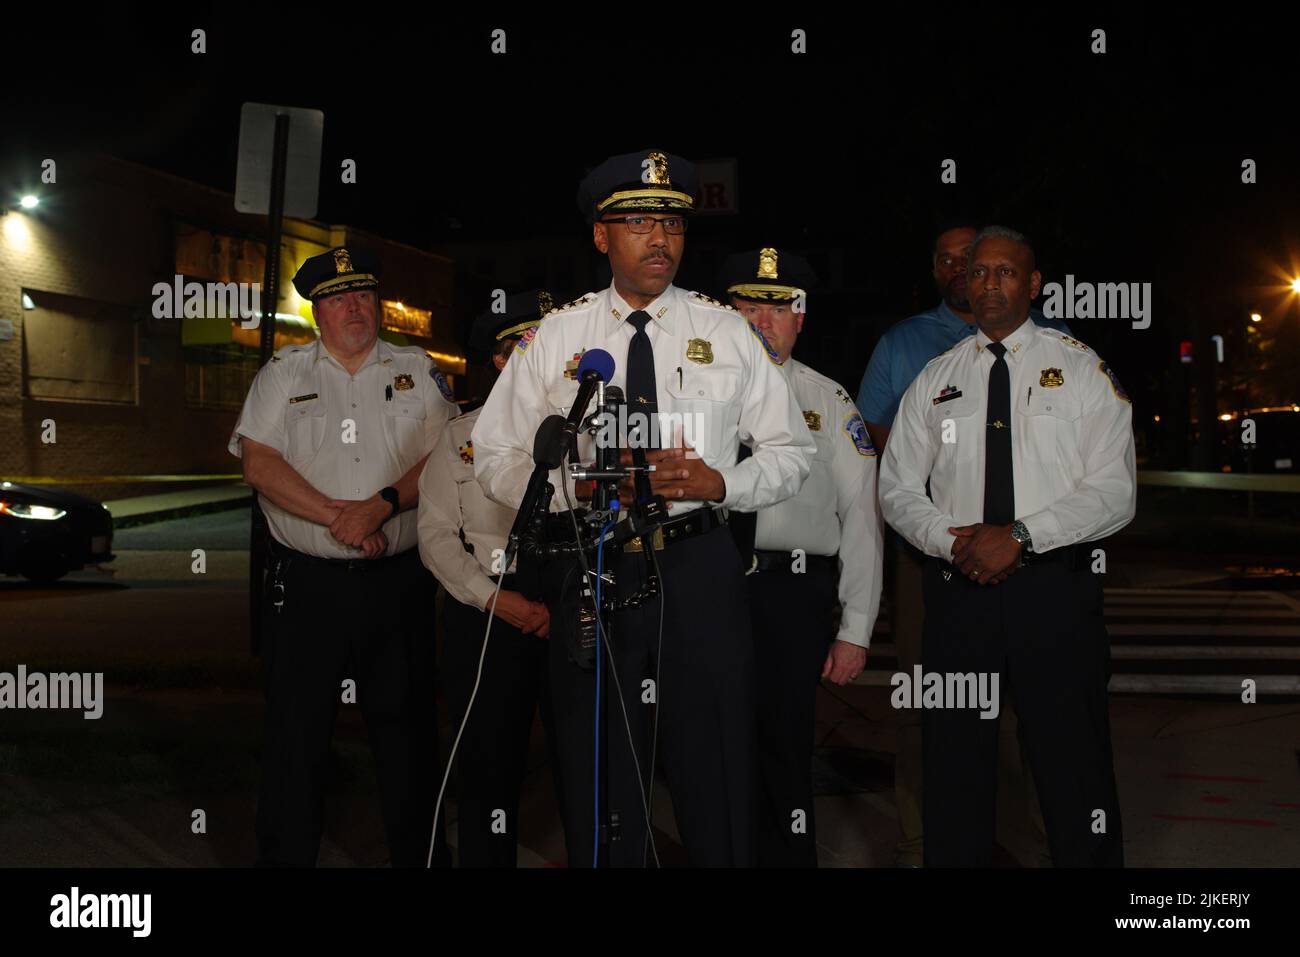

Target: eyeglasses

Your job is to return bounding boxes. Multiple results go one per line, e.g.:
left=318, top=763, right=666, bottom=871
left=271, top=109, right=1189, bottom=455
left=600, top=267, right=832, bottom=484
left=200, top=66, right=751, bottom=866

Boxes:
left=600, top=214, right=688, bottom=235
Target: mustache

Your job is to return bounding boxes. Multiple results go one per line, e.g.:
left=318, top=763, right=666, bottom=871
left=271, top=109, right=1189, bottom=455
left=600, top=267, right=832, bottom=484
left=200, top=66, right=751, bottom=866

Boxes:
left=641, top=251, right=673, bottom=264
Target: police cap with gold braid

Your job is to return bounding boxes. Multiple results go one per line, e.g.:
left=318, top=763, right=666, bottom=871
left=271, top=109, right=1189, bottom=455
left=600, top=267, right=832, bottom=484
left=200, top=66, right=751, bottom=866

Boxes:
left=719, top=247, right=818, bottom=303
left=291, top=246, right=382, bottom=301
left=467, top=289, right=554, bottom=364
left=577, top=149, right=698, bottom=224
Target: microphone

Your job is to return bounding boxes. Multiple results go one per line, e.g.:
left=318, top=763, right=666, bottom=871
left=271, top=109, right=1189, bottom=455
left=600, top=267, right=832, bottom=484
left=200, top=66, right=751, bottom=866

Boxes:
left=503, top=414, right=568, bottom=567
left=562, top=349, right=616, bottom=444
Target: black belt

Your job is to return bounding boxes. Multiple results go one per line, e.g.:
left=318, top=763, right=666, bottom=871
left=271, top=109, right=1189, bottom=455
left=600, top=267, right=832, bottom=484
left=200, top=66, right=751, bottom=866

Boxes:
left=752, top=549, right=836, bottom=574
left=268, top=538, right=414, bottom=572
left=625, top=506, right=728, bottom=552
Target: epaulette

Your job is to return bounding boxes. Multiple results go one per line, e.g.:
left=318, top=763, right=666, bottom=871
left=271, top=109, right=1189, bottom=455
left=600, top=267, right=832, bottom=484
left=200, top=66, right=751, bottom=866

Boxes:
left=1043, top=327, right=1092, bottom=352
left=689, top=291, right=736, bottom=311
left=544, top=294, right=596, bottom=317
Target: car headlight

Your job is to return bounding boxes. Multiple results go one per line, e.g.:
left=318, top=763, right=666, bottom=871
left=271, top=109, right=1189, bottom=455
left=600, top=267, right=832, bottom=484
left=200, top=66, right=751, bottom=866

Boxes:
left=0, top=501, right=67, bottom=521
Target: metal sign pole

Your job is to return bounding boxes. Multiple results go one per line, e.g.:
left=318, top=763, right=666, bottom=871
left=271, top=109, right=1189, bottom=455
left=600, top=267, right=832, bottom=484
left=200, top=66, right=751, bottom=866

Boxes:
left=250, top=112, right=291, bottom=657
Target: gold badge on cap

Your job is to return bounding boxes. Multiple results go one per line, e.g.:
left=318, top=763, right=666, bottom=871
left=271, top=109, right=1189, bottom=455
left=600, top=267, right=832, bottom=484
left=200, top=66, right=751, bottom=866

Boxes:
left=645, top=151, right=670, bottom=185
left=1039, top=368, right=1064, bottom=388
left=758, top=247, right=779, bottom=279
left=686, top=338, right=714, bottom=364
left=803, top=411, right=822, bottom=431
left=393, top=373, right=414, bottom=391
left=333, top=248, right=354, bottom=275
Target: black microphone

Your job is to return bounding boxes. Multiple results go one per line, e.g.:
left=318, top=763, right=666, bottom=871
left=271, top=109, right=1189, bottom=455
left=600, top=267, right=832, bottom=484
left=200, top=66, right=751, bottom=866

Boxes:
left=503, top=414, right=568, bottom=566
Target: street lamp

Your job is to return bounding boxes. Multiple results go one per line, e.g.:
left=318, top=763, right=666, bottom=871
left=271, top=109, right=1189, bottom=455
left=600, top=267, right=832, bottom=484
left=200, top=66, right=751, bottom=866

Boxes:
left=19, top=195, right=38, bottom=209
left=1250, top=312, right=1262, bottom=322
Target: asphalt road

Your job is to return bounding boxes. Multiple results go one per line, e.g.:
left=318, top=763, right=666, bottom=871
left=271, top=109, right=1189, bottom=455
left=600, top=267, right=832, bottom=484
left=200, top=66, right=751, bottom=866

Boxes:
left=1, top=506, right=1298, bottom=867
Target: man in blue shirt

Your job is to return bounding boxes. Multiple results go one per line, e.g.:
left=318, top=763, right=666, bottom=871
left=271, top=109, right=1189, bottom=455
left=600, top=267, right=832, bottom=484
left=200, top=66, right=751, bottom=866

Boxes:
left=858, top=222, right=1067, bottom=866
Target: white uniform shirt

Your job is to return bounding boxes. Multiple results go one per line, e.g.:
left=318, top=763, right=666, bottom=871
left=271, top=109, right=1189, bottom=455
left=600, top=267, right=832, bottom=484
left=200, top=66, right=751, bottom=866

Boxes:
left=229, top=337, right=458, bottom=558
left=471, top=284, right=815, bottom=517
left=417, top=407, right=516, bottom=610
left=752, top=359, right=883, bottom=648
left=878, top=318, right=1136, bottom=560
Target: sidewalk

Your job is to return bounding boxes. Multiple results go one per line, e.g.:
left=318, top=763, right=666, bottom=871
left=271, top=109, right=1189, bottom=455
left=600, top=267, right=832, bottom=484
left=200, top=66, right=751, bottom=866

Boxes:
left=103, top=484, right=252, bottom=528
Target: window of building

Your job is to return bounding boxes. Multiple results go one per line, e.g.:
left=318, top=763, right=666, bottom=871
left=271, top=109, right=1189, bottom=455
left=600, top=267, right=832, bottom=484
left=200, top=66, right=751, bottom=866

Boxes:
left=22, top=289, right=137, bottom=404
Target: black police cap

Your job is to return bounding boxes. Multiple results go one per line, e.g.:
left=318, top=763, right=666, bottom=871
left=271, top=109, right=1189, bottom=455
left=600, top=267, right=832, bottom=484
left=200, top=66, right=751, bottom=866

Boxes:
left=291, top=246, right=382, bottom=302
left=719, top=248, right=817, bottom=303
left=577, top=149, right=697, bottom=224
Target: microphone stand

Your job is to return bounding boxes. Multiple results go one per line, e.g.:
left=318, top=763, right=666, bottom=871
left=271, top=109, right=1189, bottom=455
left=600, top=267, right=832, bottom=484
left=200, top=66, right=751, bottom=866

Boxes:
left=514, top=383, right=669, bottom=865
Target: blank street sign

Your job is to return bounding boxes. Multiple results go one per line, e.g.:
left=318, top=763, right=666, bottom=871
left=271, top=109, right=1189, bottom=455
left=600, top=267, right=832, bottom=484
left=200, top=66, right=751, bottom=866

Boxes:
left=235, top=103, right=324, bottom=218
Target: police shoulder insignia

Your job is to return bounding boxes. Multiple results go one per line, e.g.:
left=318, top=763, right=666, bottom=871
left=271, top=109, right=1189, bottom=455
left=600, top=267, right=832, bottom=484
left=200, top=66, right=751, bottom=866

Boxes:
left=1052, top=330, right=1091, bottom=352
left=429, top=368, right=454, bottom=401
left=515, top=325, right=538, bottom=356
left=1098, top=360, right=1130, bottom=403
left=458, top=439, right=474, bottom=465
left=803, top=410, right=822, bottom=431
left=834, top=388, right=852, bottom=405
left=747, top=321, right=783, bottom=366
left=844, top=411, right=876, bottom=456
left=690, top=291, right=735, bottom=311
left=549, top=294, right=594, bottom=316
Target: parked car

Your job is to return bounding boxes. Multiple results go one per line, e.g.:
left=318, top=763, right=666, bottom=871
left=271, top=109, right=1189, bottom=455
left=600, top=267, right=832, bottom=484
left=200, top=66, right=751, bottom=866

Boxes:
left=0, top=481, right=114, bottom=582
left=1224, top=410, right=1300, bottom=474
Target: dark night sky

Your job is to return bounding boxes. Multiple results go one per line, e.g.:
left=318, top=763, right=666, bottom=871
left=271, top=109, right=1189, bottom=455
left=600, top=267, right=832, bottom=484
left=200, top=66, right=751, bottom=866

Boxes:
left=6, top=5, right=1300, bottom=425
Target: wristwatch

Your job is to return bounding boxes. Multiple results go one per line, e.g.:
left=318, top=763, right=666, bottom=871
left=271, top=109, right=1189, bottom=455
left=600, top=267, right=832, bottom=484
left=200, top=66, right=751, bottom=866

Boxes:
left=1010, top=520, right=1033, bottom=552
left=378, top=486, right=400, bottom=520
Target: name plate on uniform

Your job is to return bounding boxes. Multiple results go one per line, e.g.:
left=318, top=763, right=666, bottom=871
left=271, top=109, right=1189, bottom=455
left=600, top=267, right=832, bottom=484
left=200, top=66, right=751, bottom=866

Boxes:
left=289, top=393, right=319, bottom=404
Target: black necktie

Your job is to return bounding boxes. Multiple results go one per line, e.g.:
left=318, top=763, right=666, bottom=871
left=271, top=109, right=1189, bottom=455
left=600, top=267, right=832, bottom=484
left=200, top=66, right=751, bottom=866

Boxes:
left=626, top=310, right=659, bottom=449
left=983, top=341, right=1014, bottom=525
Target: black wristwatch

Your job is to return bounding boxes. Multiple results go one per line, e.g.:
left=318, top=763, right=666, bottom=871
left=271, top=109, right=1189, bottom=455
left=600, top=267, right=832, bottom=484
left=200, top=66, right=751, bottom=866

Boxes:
left=378, top=486, right=400, bottom=520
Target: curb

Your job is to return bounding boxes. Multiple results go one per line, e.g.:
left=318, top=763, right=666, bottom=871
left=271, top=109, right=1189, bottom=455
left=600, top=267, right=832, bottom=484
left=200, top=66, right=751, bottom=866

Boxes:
left=110, top=494, right=254, bottom=529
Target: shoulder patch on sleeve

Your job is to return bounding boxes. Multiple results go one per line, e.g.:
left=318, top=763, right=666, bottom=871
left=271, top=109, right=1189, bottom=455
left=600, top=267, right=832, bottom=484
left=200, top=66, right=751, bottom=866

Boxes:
left=1097, top=360, right=1130, bottom=403
left=844, top=411, right=876, bottom=456
left=430, top=366, right=455, bottom=401
left=514, top=324, right=538, bottom=356
left=747, top=321, right=784, bottom=366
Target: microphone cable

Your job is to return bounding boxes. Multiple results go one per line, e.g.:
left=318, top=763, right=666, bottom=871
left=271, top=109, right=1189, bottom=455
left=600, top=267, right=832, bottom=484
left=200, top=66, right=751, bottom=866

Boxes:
left=559, top=479, right=660, bottom=867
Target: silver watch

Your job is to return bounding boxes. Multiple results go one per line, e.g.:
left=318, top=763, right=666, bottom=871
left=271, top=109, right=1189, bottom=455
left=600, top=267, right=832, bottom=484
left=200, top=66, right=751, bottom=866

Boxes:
left=1010, top=520, right=1032, bottom=552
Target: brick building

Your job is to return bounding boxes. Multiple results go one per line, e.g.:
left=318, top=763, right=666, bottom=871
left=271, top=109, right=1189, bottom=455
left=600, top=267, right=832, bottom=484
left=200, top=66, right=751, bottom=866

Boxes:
left=0, top=154, right=460, bottom=501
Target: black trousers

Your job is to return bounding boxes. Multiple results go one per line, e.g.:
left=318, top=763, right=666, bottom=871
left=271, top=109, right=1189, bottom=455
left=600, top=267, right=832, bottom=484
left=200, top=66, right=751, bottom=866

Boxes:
left=255, top=546, right=441, bottom=867
left=548, top=525, right=759, bottom=867
left=749, top=556, right=836, bottom=867
left=441, top=589, right=559, bottom=867
left=921, top=555, right=1123, bottom=867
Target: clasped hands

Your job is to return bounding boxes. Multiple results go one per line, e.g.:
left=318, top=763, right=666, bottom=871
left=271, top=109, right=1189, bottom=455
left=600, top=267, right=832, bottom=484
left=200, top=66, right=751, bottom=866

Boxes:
left=609, top=434, right=726, bottom=507
left=323, top=495, right=392, bottom=558
left=948, top=523, right=1024, bottom=586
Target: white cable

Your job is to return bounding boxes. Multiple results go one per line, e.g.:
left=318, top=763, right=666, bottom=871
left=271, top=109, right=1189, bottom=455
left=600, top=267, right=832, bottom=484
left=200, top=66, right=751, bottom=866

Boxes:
left=559, top=480, right=660, bottom=866
left=427, top=572, right=506, bottom=869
